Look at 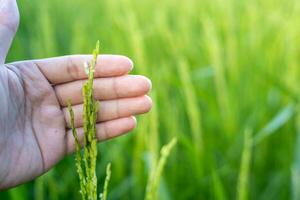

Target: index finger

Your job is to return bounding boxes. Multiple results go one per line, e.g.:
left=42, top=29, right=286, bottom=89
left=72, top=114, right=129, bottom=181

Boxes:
left=33, top=54, right=134, bottom=84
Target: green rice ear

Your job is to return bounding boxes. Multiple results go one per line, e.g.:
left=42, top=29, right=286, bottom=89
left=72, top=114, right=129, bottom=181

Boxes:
left=68, top=41, right=101, bottom=200
left=145, top=138, right=177, bottom=200
left=67, top=99, right=86, bottom=200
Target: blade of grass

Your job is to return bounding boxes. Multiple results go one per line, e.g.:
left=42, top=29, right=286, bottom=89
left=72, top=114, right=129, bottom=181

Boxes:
left=211, top=170, right=227, bottom=200
left=291, top=107, right=300, bottom=200
left=236, top=128, right=253, bottom=200
left=253, top=103, right=295, bottom=145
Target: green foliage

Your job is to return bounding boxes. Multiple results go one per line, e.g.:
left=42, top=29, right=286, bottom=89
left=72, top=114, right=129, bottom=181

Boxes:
left=3, top=0, right=300, bottom=199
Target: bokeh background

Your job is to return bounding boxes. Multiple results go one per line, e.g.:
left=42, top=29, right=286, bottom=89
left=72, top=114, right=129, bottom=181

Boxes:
left=1, top=0, right=300, bottom=199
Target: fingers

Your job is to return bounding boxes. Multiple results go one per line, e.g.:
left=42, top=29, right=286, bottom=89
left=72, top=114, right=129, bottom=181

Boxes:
left=63, top=95, right=152, bottom=128
left=34, top=55, right=133, bottom=84
left=0, top=0, right=19, bottom=64
left=66, top=117, right=136, bottom=154
left=55, top=75, right=152, bottom=106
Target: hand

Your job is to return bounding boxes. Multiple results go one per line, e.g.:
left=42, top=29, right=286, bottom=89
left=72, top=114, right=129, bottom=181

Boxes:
left=0, top=0, right=152, bottom=189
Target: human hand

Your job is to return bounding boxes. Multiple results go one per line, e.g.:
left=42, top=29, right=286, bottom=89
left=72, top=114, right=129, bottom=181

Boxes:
left=0, top=0, right=152, bottom=189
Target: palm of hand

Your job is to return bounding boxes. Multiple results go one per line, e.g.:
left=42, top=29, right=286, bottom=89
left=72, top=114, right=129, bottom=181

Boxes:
left=0, top=0, right=152, bottom=189
left=0, top=62, right=65, bottom=188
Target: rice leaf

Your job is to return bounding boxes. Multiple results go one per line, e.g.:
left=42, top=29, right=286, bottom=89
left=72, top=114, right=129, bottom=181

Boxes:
left=236, top=128, right=252, bottom=200
left=291, top=108, right=300, bottom=200
left=254, top=103, right=295, bottom=145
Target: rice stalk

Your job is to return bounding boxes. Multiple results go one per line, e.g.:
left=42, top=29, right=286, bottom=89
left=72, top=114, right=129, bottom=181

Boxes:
left=100, top=163, right=112, bottom=200
left=145, top=138, right=177, bottom=200
left=236, top=128, right=253, bottom=200
left=68, top=41, right=100, bottom=200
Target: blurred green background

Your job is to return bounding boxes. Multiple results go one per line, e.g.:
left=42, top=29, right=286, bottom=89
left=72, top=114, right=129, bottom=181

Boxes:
left=1, top=0, right=300, bottom=199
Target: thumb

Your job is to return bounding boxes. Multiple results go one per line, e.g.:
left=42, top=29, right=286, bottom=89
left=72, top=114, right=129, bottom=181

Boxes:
left=0, top=0, right=19, bottom=64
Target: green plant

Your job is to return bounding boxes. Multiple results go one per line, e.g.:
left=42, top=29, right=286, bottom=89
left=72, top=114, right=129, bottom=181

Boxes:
left=100, top=163, right=112, bottom=200
left=68, top=41, right=101, bottom=200
left=67, top=41, right=176, bottom=200
left=6, top=1, right=300, bottom=199
left=145, top=138, right=177, bottom=200
left=236, top=129, right=253, bottom=200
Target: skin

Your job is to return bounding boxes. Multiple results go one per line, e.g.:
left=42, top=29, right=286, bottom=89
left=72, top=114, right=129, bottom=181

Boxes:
left=0, top=0, right=152, bottom=190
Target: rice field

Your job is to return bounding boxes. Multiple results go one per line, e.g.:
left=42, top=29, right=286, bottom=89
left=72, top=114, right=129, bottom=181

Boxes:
left=2, top=0, right=300, bottom=199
